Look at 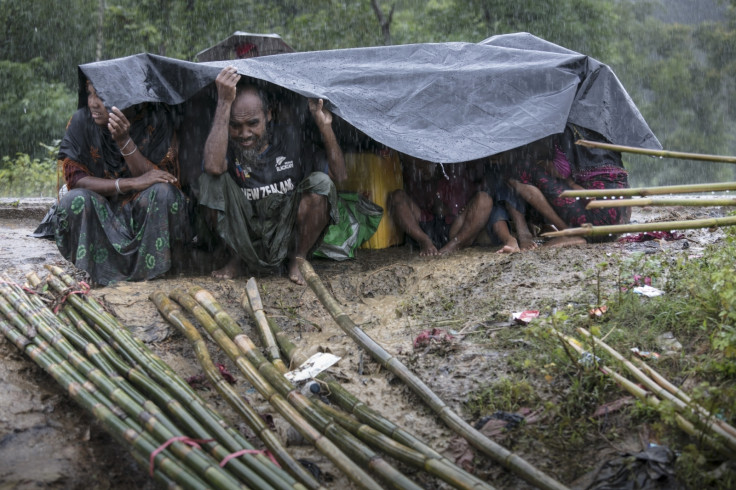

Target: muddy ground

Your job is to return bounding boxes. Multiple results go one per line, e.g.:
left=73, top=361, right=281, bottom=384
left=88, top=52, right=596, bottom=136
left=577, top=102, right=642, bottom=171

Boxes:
left=0, top=199, right=727, bottom=489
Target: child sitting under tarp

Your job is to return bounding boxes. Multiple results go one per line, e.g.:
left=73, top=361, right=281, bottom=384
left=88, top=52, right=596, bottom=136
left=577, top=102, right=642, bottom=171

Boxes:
left=389, top=154, right=528, bottom=256
left=497, top=124, right=631, bottom=247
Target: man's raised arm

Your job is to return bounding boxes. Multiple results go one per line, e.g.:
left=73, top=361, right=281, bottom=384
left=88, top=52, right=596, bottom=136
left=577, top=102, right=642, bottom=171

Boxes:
left=203, top=66, right=240, bottom=176
left=308, top=98, right=347, bottom=183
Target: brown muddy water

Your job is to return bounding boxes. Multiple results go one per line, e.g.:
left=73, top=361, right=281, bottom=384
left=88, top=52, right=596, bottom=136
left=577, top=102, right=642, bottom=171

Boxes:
left=0, top=199, right=728, bottom=489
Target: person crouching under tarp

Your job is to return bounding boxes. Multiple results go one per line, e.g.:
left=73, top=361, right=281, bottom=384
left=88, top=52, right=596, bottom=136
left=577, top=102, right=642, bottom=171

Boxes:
left=54, top=80, right=191, bottom=286
left=501, top=124, right=631, bottom=247
left=198, top=66, right=347, bottom=285
left=390, top=155, right=525, bottom=256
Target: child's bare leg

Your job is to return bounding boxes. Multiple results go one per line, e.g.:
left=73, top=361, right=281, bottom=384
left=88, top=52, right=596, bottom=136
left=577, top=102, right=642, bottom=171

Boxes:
left=389, top=190, right=439, bottom=256
left=507, top=179, right=568, bottom=231
left=440, top=191, right=493, bottom=255
left=507, top=180, right=585, bottom=247
left=506, top=203, right=537, bottom=250
left=492, top=220, right=519, bottom=254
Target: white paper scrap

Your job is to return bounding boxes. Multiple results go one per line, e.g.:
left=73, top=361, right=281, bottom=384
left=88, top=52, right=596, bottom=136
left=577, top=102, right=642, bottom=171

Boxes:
left=633, top=285, right=665, bottom=297
left=284, top=352, right=341, bottom=382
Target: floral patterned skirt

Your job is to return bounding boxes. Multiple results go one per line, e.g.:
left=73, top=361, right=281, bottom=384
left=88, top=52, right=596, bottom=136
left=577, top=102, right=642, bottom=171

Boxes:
left=515, top=161, right=629, bottom=229
left=54, top=183, right=190, bottom=285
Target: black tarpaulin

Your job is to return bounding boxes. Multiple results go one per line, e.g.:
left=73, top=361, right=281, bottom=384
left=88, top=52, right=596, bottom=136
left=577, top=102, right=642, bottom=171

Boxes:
left=77, top=32, right=660, bottom=166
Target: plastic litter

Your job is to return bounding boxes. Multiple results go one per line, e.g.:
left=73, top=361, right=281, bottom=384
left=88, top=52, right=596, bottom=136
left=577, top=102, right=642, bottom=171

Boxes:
left=413, top=328, right=454, bottom=349
left=580, top=351, right=602, bottom=367
left=512, top=310, right=540, bottom=325
left=585, top=445, right=683, bottom=490
left=655, top=332, right=683, bottom=356
left=284, top=352, right=341, bottom=383
left=631, top=347, right=660, bottom=360
left=633, top=285, right=665, bottom=297
left=589, top=305, right=608, bottom=318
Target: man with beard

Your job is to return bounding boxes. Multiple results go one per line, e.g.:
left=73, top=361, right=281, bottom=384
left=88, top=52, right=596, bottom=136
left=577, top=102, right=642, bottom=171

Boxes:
left=199, top=66, right=347, bottom=284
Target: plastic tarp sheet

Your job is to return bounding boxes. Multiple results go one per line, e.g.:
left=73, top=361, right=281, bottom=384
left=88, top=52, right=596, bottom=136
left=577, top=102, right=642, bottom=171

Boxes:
left=77, top=32, right=660, bottom=166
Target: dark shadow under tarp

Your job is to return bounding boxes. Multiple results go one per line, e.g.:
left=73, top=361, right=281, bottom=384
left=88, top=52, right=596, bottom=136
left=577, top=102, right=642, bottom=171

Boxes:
left=77, top=32, right=659, bottom=162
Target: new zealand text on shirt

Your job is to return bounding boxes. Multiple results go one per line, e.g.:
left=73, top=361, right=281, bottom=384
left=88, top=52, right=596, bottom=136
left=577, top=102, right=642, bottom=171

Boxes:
left=241, top=178, right=295, bottom=200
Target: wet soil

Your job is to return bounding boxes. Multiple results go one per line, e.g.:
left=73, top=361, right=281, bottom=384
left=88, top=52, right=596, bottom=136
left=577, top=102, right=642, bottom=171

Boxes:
left=0, top=201, right=727, bottom=489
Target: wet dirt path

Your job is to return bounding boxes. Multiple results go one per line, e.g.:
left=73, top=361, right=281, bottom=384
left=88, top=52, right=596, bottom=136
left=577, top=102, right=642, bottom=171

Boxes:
left=0, top=205, right=726, bottom=489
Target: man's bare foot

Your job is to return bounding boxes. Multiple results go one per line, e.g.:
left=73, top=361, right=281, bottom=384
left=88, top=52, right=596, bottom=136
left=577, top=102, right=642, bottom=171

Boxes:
left=497, top=236, right=520, bottom=254
left=211, top=255, right=244, bottom=280
left=518, top=234, right=538, bottom=251
left=545, top=236, right=586, bottom=248
left=288, top=258, right=305, bottom=285
left=419, top=239, right=440, bottom=256
left=438, top=237, right=461, bottom=255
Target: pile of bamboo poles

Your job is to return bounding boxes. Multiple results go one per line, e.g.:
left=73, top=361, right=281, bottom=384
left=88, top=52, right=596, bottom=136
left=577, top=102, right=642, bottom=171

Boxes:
left=551, top=325, right=736, bottom=458
left=148, top=265, right=565, bottom=488
left=541, top=140, right=736, bottom=239
left=0, top=266, right=312, bottom=490
left=3, top=263, right=569, bottom=488
left=150, top=282, right=501, bottom=489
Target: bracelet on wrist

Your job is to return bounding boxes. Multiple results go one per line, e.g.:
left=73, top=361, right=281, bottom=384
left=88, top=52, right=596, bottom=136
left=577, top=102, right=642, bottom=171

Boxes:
left=119, top=137, right=133, bottom=152
left=114, top=178, right=122, bottom=195
left=121, top=145, right=138, bottom=157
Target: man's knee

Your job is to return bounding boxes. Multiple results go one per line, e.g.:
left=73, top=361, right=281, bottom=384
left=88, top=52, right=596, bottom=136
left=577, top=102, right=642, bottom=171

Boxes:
left=302, top=171, right=335, bottom=195
left=300, top=191, right=327, bottom=207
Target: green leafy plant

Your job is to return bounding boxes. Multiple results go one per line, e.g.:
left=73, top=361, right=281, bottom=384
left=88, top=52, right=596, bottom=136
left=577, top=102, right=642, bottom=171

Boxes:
left=0, top=140, right=60, bottom=197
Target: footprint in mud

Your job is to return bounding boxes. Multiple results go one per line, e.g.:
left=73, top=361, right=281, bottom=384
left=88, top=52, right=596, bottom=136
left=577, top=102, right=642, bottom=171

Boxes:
left=359, top=264, right=413, bottom=298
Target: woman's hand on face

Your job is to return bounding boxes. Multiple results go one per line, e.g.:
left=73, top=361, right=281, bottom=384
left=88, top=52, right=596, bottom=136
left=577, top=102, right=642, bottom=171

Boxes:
left=108, top=107, right=131, bottom=144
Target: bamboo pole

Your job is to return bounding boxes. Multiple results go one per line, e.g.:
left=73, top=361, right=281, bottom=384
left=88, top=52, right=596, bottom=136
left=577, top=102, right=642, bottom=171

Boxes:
left=0, top=286, right=213, bottom=490
left=586, top=197, right=736, bottom=209
left=0, top=317, right=211, bottom=490
left=185, top=287, right=428, bottom=490
left=249, top=285, right=493, bottom=490
left=559, top=181, right=736, bottom=198
left=315, top=398, right=494, bottom=489
left=156, top=291, right=318, bottom=490
left=0, top=280, right=248, bottom=490
left=244, top=277, right=288, bottom=373
left=0, top=290, right=138, bottom=425
left=10, top=284, right=160, bottom=415
left=259, top=308, right=310, bottom=369
left=550, top=327, right=731, bottom=456
left=297, top=259, right=569, bottom=490
left=541, top=215, right=736, bottom=238
left=577, top=328, right=736, bottom=452
left=169, top=289, right=388, bottom=490
left=576, top=139, right=736, bottom=164
left=633, top=358, right=736, bottom=439
left=40, top=268, right=291, bottom=489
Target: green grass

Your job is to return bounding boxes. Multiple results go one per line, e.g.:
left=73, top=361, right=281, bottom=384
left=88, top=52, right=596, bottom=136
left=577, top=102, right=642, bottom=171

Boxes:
left=463, top=225, right=736, bottom=487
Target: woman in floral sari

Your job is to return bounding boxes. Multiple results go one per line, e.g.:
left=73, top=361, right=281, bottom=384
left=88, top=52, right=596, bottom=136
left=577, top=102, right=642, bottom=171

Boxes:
left=502, top=124, right=630, bottom=246
left=54, top=81, right=190, bottom=285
